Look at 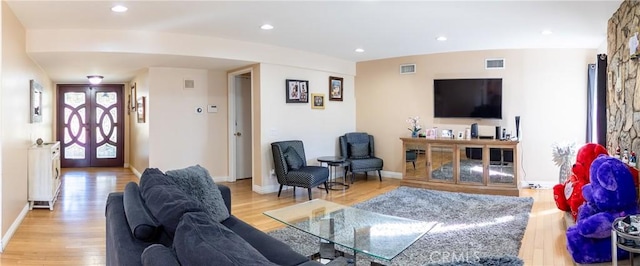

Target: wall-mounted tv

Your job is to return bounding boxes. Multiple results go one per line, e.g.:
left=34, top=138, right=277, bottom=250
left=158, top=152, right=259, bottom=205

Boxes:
left=434, top=78, right=502, bottom=119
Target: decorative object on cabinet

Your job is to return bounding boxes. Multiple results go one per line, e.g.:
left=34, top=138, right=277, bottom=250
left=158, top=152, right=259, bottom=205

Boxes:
left=30, top=79, right=43, bottom=123
left=328, top=76, right=343, bottom=101
left=311, top=93, right=325, bottom=109
left=286, top=79, right=309, bottom=103
left=28, top=141, right=61, bottom=210
left=137, top=96, right=146, bottom=123
left=406, top=116, right=422, bottom=137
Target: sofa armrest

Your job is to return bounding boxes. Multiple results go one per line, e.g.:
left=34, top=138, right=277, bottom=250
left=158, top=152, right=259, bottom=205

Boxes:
left=105, top=192, right=151, bottom=266
left=218, top=184, right=231, bottom=214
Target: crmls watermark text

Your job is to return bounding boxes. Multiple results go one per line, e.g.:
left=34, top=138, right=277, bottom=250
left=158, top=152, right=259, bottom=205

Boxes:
left=429, top=251, right=481, bottom=263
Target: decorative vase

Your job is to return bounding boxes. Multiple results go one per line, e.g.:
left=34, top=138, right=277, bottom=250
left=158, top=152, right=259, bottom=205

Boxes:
left=411, top=131, right=418, bottom=138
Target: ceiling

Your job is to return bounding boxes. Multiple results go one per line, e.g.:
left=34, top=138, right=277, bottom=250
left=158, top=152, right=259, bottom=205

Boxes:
left=6, top=0, right=623, bottom=84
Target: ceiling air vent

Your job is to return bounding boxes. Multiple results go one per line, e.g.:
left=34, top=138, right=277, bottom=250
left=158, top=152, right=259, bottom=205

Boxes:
left=485, top=58, right=505, bottom=69
left=400, top=64, right=416, bottom=74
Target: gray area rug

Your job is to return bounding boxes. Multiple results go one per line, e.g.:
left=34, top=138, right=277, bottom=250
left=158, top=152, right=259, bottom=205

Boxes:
left=267, top=186, right=532, bottom=266
left=431, top=159, right=514, bottom=184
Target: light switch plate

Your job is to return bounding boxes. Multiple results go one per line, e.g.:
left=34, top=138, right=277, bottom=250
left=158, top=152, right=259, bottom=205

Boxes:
left=207, top=105, right=218, bottom=113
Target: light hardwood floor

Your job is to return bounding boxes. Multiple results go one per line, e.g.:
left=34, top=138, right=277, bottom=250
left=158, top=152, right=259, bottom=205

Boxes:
left=0, top=168, right=571, bottom=265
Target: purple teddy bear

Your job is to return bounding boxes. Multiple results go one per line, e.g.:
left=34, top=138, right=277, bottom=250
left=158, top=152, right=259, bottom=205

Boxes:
left=566, top=154, right=638, bottom=264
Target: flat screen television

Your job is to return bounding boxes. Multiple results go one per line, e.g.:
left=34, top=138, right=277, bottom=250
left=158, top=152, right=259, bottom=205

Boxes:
left=433, top=78, right=502, bottom=119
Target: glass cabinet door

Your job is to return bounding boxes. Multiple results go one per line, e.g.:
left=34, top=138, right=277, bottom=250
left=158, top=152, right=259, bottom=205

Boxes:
left=488, top=147, right=516, bottom=185
left=457, top=145, right=485, bottom=185
left=428, top=145, right=455, bottom=183
left=405, top=143, right=427, bottom=180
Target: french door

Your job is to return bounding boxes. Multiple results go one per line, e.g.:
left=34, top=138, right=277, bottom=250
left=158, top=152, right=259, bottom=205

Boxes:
left=57, top=84, right=124, bottom=167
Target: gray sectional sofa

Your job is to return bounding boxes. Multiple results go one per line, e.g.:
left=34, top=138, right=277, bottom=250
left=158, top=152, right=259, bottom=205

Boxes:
left=105, top=166, right=321, bottom=266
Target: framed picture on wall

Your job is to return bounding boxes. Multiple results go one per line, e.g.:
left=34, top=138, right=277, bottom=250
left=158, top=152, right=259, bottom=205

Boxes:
left=311, top=93, right=325, bottom=109
left=137, top=96, right=146, bottom=123
left=286, top=79, right=309, bottom=103
left=30, top=79, right=43, bottom=123
left=329, top=76, right=343, bottom=101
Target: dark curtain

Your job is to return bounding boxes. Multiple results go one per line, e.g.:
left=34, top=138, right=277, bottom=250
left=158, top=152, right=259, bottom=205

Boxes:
left=586, top=54, right=607, bottom=145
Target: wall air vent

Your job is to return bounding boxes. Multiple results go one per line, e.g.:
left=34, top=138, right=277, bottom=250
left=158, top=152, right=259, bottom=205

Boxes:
left=184, top=79, right=195, bottom=89
left=400, top=64, right=416, bottom=74
left=485, top=58, right=505, bottom=69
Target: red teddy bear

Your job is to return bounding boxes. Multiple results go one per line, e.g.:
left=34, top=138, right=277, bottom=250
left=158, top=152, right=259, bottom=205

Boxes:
left=553, top=143, right=608, bottom=220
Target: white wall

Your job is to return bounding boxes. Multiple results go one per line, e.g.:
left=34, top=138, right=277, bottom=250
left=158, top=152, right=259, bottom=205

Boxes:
left=206, top=69, right=230, bottom=180
left=257, top=63, right=356, bottom=192
left=356, top=49, right=594, bottom=186
left=1, top=1, right=53, bottom=248
left=129, top=69, right=149, bottom=175
left=148, top=67, right=211, bottom=172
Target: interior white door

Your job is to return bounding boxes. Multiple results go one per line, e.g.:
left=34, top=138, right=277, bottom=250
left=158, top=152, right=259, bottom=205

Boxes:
left=234, top=75, right=252, bottom=180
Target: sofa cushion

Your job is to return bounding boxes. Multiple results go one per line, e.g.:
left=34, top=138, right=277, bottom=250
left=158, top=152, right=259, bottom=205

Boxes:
left=123, top=182, right=160, bottom=242
left=165, top=165, right=230, bottom=222
left=349, top=143, right=370, bottom=159
left=174, top=212, right=278, bottom=266
left=141, top=244, right=180, bottom=266
left=139, top=168, right=205, bottom=238
left=283, top=147, right=304, bottom=170
left=222, top=215, right=310, bottom=266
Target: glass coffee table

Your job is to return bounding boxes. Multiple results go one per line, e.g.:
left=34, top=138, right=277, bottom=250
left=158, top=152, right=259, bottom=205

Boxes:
left=264, top=199, right=436, bottom=264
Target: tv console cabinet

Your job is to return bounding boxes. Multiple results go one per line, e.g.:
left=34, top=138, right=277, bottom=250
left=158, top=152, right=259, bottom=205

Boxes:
left=401, top=137, right=519, bottom=196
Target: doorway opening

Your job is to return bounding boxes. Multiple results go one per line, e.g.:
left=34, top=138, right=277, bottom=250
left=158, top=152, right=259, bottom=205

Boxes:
left=228, top=69, right=253, bottom=182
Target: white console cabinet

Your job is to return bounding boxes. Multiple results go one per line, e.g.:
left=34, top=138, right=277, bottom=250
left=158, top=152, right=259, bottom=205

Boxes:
left=28, top=141, right=61, bottom=210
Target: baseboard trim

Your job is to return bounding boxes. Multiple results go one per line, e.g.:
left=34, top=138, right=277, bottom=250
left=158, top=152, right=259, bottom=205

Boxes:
left=252, top=183, right=280, bottom=194
left=130, top=166, right=142, bottom=179
left=1, top=203, right=30, bottom=252
left=213, top=176, right=231, bottom=183
left=381, top=170, right=402, bottom=179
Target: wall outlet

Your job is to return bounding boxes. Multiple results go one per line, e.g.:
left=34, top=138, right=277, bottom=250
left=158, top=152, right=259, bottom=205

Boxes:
left=270, top=169, right=275, bottom=175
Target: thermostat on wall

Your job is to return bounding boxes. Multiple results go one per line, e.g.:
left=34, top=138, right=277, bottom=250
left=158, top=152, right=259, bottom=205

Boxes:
left=207, top=105, right=218, bottom=113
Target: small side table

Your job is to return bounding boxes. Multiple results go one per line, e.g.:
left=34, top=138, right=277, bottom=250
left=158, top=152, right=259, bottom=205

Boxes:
left=612, top=216, right=640, bottom=265
left=317, top=156, right=350, bottom=190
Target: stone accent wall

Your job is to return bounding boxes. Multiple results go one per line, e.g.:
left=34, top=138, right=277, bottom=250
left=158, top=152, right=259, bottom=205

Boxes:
left=607, top=0, right=640, bottom=153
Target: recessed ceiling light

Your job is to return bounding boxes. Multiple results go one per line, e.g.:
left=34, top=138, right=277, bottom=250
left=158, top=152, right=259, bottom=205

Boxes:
left=111, top=5, right=128, bottom=12
left=355, top=48, right=365, bottom=53
left=542, top=30, right=553, bottom=35
left=261, top=24, right=274, bottom=30
left=436, top=36, right=447, bottom=41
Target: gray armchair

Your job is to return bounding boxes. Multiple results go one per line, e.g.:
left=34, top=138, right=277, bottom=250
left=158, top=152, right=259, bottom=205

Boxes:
left=339, top=132, right=383, bottom=183
left=271, top=140, right=329, bottom=200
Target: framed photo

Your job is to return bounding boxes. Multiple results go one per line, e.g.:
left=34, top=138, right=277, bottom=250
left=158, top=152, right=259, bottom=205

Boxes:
left=137, top=96, right=146, bottom=123
left=425, top=128, right=437, bottom=139
left=30, top=79, right=43, bottom=123
left=286, top=79, right=309, bottom=103
left=311, top=93, right=325, bottom=109
left=329, top=76, right=343, bottom=101
left=129, top=83, right=137, bottom=113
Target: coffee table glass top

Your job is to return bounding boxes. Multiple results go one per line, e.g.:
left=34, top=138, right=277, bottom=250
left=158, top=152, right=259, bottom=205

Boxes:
left=264, top=199, right=436, bottom=261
